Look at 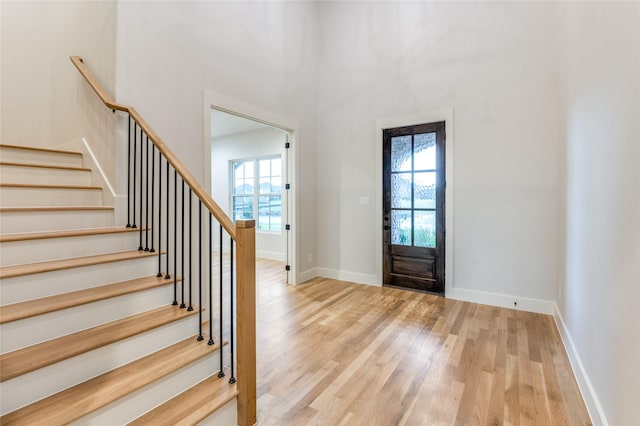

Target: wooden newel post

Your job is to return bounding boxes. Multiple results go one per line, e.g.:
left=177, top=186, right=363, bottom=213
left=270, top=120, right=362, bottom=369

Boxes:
left=235, top=219, right=257, bottom=426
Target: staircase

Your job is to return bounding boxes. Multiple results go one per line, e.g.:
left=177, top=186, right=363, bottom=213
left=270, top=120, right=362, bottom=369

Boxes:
left=0, top=144, right=238, bottom=424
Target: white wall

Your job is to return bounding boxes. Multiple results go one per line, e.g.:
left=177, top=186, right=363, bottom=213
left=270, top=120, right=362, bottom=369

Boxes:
left=4, top=1, right=639, bottom=421
left=211, top=126, right=287, bottom=260
left=315, top=1, right=563, bottom=309
left=558, top=2, right=640, bottom=425
left=115, top=1, right=317, bottom=282
left=1, top=1, right=118, bottom=183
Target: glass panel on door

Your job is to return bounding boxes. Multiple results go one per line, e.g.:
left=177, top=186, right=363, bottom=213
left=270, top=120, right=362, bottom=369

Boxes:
left=389, top=133, right=437, bottom=249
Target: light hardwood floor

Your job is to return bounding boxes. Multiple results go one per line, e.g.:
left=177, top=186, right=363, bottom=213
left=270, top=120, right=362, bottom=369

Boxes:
left=255, top=259, right=591, bottom=425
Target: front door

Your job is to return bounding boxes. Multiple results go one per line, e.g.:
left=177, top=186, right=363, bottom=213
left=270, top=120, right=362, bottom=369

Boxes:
left=383, top=122, right=445, bottom=294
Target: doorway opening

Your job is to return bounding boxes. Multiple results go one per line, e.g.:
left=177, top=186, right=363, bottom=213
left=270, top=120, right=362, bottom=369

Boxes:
left=382, top=121, right=446, bottom=294
left=209, top=109, right=293, bottom=283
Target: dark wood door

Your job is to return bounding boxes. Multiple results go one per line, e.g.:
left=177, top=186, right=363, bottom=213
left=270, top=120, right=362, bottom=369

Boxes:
left=383, top=122, right=445, bottom=294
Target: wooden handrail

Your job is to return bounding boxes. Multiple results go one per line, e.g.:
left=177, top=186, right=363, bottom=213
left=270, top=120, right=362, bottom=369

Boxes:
left=70, top=56, right=236, bottom=239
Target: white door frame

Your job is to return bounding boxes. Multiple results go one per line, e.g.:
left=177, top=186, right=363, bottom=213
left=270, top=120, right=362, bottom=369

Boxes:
left=375, top=109, right=455, bottom=294
left=203, top=89, right=299, bottom=284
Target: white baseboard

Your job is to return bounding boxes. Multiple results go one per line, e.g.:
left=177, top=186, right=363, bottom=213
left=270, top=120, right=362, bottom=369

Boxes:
left=297, top=267, right=317, bottom=284
left=308, top=267, right=553, bottom=314
left=256, top=250, right=285, bottom=261
left=553, top=304, right=605, bottom=426
left=78, top=138, right=129, bottom=226
left=79, top=138, right=116, bottom=197
left=446, top=287, right=554, bottom=315
left=316, top=267, right=379, bottom=287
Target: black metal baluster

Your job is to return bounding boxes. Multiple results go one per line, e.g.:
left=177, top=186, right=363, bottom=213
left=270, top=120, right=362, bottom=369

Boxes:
left=188, top=189, right=193, bottom=312
left=208, top=213, right=214, bottom=345
left=180, top=180, right=186, bottom=309
left=229, top=237, right=236, bottom=384
left=173, top=169, right=178, bottom=303
left=138, top=126, right=144, bottom=250
left=166, top=161, right=171, bottom=281
left=157, top=153, right=162, bottom=277
left=132, top=122, right=137, bottom=229
left=218, top=224, right=224, bottom=378
left=144, top=135, right=150, bottom=251
left=197, top=201, right=204, bottom=341
left=126, top=115, right=132, bottom=228
left=150, top=144, right=156, bottom=253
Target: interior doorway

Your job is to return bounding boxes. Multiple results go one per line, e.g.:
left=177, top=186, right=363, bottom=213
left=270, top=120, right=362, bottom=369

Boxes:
left=209, top=109, right=292, bottom=283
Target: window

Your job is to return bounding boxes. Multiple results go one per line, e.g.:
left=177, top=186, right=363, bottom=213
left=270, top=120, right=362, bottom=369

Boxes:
left=231, top=156, right=282, bottom=232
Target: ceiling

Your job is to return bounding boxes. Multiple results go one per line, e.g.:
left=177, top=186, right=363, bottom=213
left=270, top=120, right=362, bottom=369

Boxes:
left=210, top=110, right=269, bottom=139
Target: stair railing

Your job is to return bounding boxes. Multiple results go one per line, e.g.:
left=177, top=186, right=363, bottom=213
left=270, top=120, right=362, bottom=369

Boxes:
left=70, top=56, right=256, bottom=426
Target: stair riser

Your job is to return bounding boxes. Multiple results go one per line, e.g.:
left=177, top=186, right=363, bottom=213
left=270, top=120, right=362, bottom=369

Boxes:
left=0, top=231, right=143, bottom=266
left=70, top=352, right=225, bottom=425
left=0, top=166, right=92, bottom=186
left=199, top=399, right=237, bottom=426
left=0, top=210, right=115, bottom=233
left=0, top=256, right=162, bottom=304
left=0, top=186, right=102, bottom=207
left=0, top=147, right=83, bottom=168
left=0, top=285, right=176, bottom=353
left=0, top=315, right=208, bottom=415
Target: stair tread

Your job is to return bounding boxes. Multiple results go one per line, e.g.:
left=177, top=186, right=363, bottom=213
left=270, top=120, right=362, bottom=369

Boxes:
left=0, top=330, right=220, bottom=426
left=0, top=206, right=114, bottom=212
left=0, top=304, right=200, bottom=382
left=0, top=183, right=102, bottom=190
left=128, top=370, right=237, bottom=426
left=0, top=161, right=91, bottom=172
left=0, top=250, right=159, bottom=279
left=0, top=226, right=142, bottom=243
left=0, top=144, right=82, bottom=156
left=0, top=274, right=176, bottom=324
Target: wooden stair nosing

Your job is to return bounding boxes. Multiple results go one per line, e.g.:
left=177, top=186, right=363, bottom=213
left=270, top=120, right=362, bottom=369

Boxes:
left=0, top=144, right=82, bottom=157
left=0, top=250, right=160, bottom=279
left=0, top=304, right=201, bottom=382
left=0, top=227, right=145, bottom=243
left=0, top=206, right=114, bottom=213
left=0, top=161, right=91, bottom=172
left=127, top=370, right=238, bottom=426
left=0, top=329, right=221, bottom=426
left=0, top=183, right=102, bottom=190
left=0, top=274, right=177, bottom=324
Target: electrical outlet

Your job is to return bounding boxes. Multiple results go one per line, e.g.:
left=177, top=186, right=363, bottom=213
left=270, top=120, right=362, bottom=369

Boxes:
left=308, top=253, right=313, bottom=262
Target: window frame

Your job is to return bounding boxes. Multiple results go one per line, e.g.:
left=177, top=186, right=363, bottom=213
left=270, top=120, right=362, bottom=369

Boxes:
left=230, top=154, right=283, bottom=234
